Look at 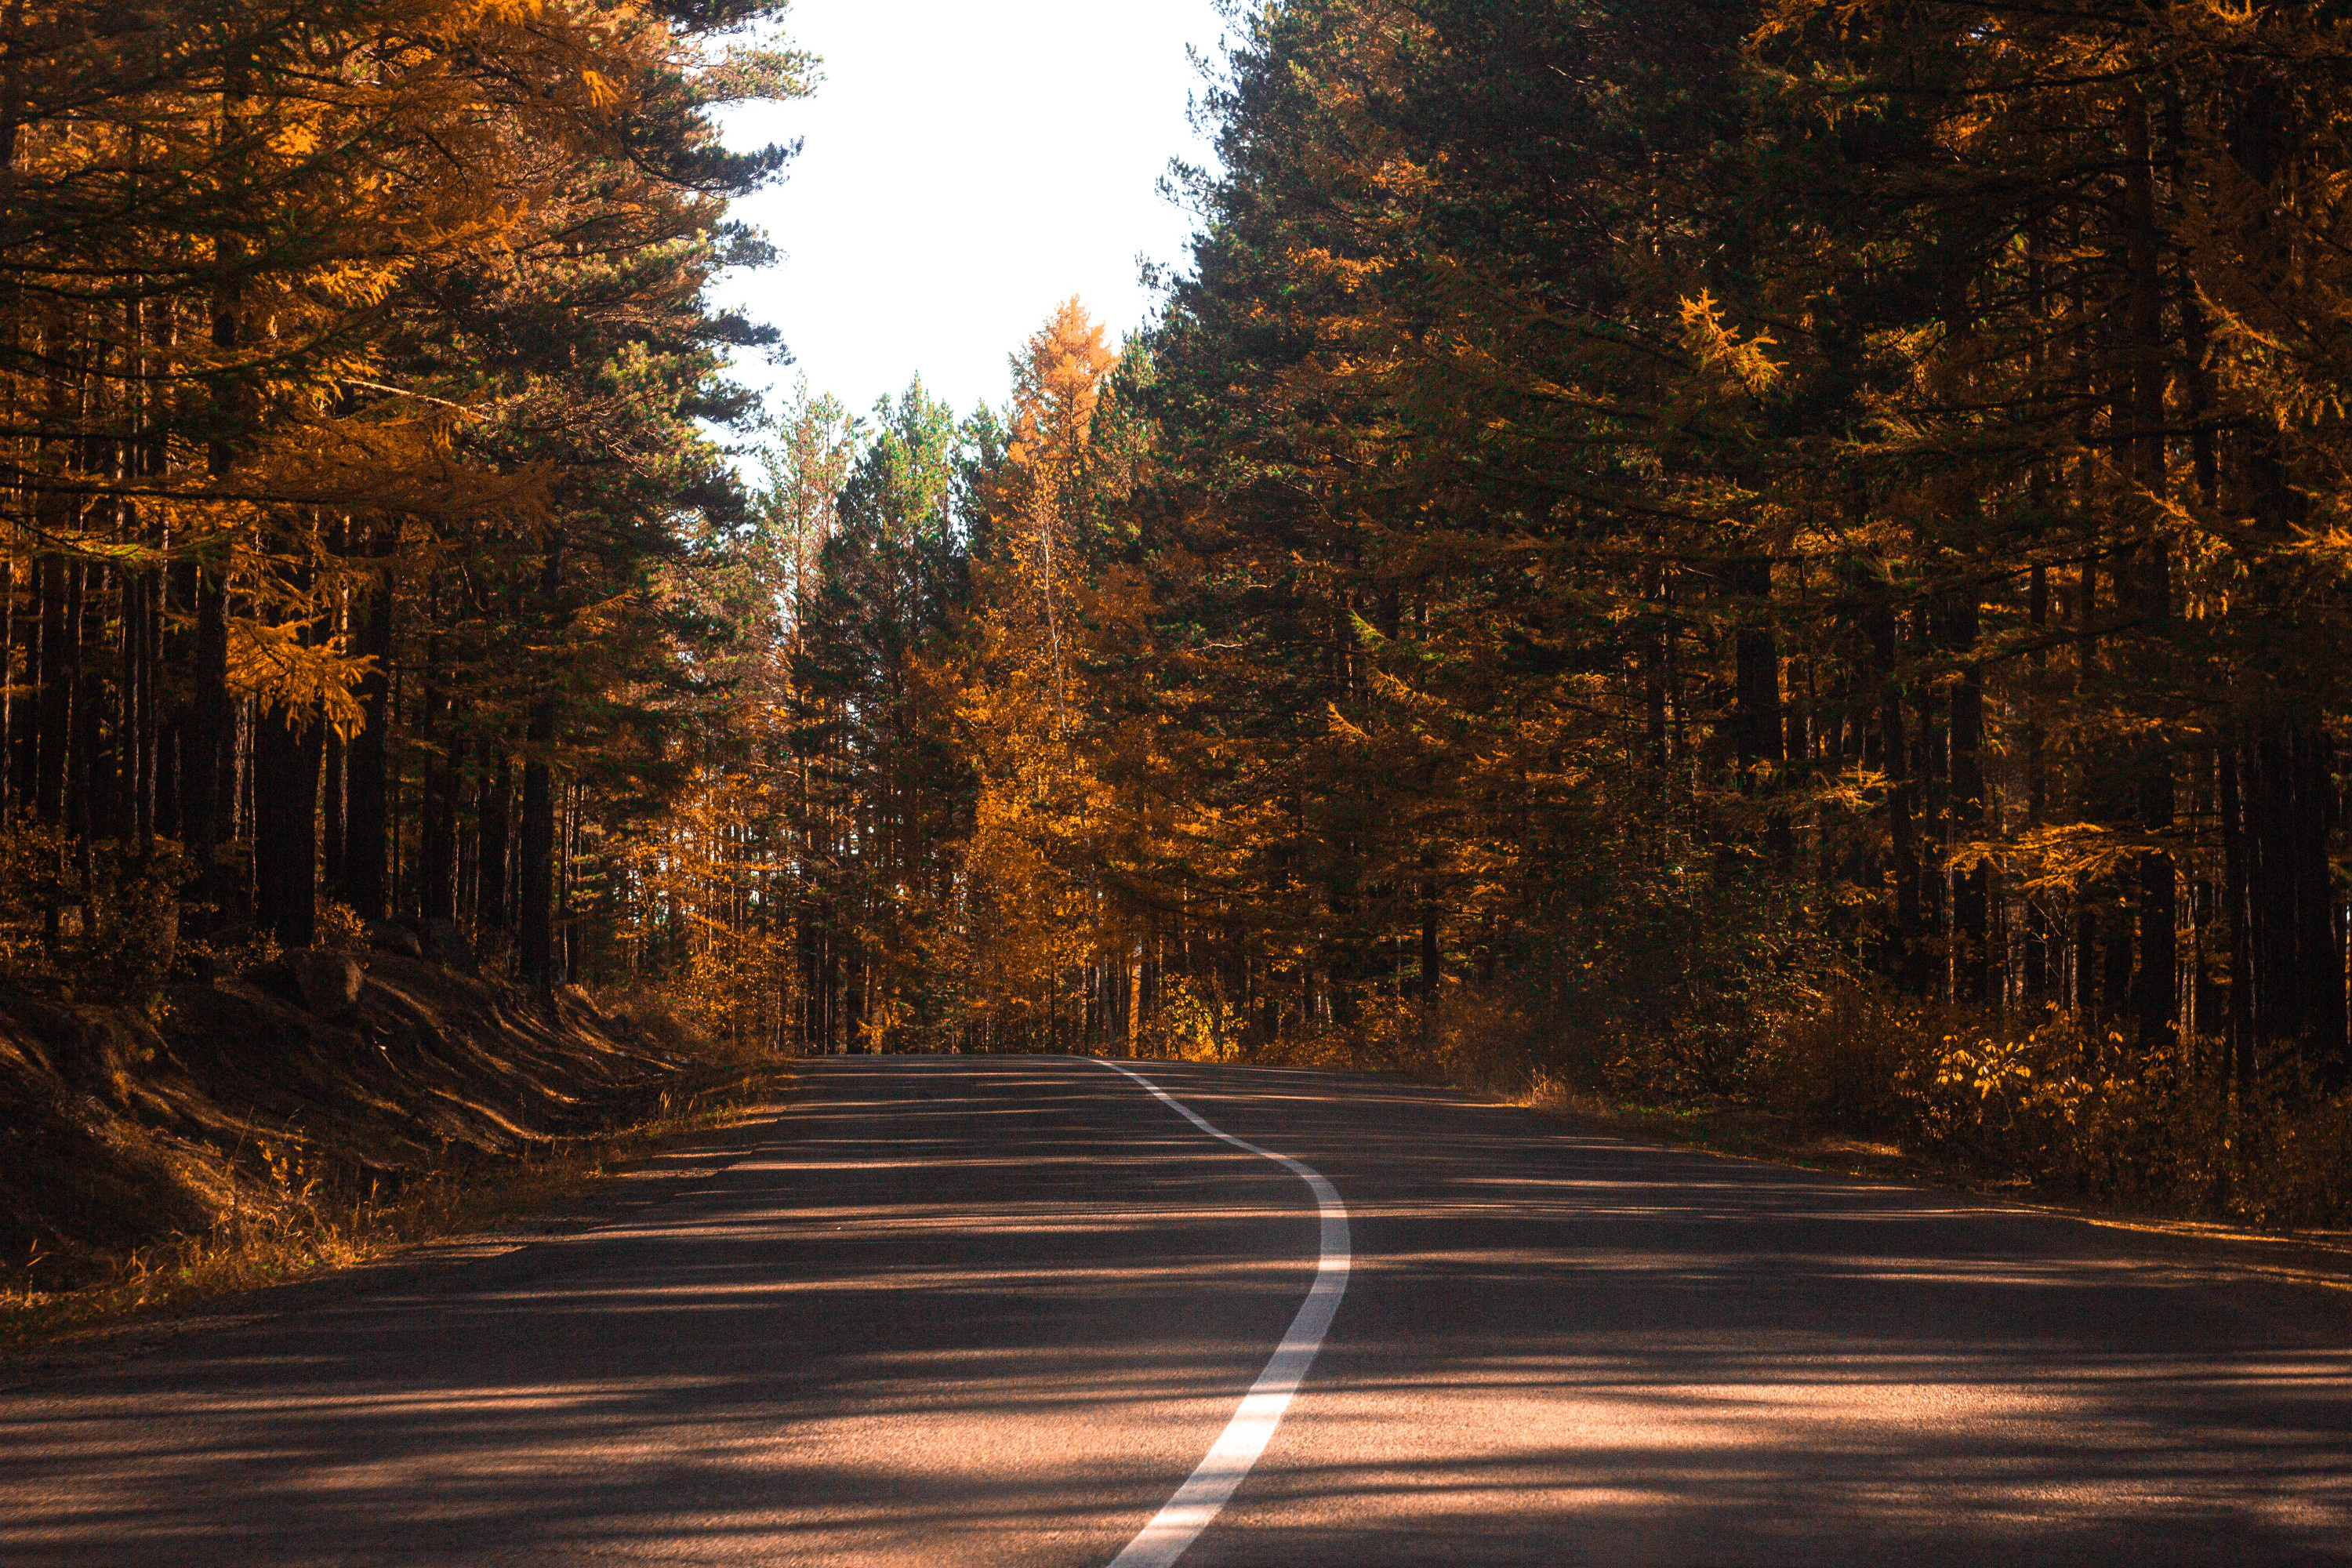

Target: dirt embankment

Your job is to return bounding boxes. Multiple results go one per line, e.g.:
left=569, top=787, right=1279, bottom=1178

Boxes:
left=0, top=949, right=750, bottom=1294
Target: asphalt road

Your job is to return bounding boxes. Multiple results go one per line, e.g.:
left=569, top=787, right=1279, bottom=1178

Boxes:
left=5, top=1054, right=2351, bottom=1566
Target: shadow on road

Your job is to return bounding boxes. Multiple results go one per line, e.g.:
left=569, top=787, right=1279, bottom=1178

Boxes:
left=4, top=1057, right=2348, bottom=1566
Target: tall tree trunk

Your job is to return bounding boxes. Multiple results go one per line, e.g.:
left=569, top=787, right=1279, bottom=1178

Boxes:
left=517, top=532, right=565, bottom=995
left=192, top=51, right=249, bottom=927
left=1418, top=847, right=1440, bottom=1006
left=2125, top=87, right=2176, bottom=1053
left=129, top=564, right=160, bottom=855
left=419, top=680, right=456, bottom=921
left=2022, top=563, right=2050, bottom=1000
left=33, top=551, right=66, bottom=824
left=1915, top=612, right=1948, bottom=996
left=2221, top=743, right=2253, bottom=1099
left=341, top=557, right=393, bottom=920
left=1949, top=590, right=1990, bottom=1002
left=252, top=702, right=321, bottom=949
left=6, top=556, right=34, bottom=818
left=2248, top=728, right=2346, bottom=1088
left=1642, top=570, right=1668, bottom=767
left=67, top=559, right=106, bottom=849
left=2296, top=733, right=2344, bottom=1087
left=321, top=724, right=344, bottom=900
left=518, top=716, right=554, bottom=992
left=252, top=552, right=321, bottom=949
left=184, top=554, right=234, bottom=922
left=2073, top=553, right=2111, bottom=1033
left=1730, top=554, right=1787, bottom=866
left=477, top=758, right=511, bottom=938
left=1869, top=590, right=1922, bottom=991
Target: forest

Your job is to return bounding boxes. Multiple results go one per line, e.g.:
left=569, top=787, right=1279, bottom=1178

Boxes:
left=5, top=0, right=2352, bottom=1228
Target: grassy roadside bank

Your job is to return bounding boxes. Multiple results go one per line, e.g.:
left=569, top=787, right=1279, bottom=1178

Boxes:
left=1522, top=1079, right=1930, bottom=1184
left=0, top=1054, right=788, bottom=1356
left=0, top=948, right=795, bottom=1356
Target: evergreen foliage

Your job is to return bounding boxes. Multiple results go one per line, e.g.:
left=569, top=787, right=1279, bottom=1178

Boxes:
left=13, top=0, right=2352, bottom=1223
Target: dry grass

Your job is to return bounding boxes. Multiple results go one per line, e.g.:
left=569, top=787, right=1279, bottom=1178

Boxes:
left=0, top=1047, right=788, bottom=1355
left=1497, top=984, right=2352, bottom=1242
left=1515, top=1076, right=1926, bottom=1178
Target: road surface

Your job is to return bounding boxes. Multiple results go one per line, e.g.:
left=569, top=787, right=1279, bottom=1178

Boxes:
left=5, top=1054, right=2350, bottom=1565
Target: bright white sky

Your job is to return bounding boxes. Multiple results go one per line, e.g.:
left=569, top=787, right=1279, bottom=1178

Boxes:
left=713, top=0, right=1232, bottom=427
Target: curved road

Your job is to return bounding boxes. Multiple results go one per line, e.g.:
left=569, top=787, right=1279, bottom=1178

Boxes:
left=5, top=1055, right=2351, bottom=1565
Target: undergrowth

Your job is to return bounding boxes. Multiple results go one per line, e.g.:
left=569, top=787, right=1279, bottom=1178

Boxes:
left=1182, top=975, right=2352, bottom=1234
left=1750, top=986, right=2352, bottom=1229
left=0, top=993, right=786, bottom=1353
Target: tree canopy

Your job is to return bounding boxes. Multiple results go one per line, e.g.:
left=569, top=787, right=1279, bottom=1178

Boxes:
left=11, top=0, right=2352, bottom=1225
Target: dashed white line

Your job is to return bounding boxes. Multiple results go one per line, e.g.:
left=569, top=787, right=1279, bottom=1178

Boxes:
left=1090, top=1058, right=1352, bottom=1568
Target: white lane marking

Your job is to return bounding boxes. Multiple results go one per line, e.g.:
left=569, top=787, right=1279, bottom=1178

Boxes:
left=1091, top=1058, right=1351, bottom=1568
